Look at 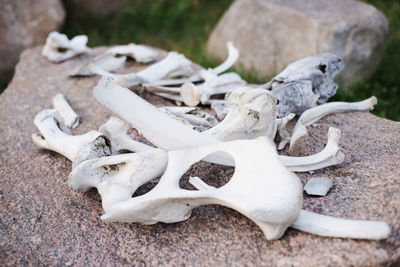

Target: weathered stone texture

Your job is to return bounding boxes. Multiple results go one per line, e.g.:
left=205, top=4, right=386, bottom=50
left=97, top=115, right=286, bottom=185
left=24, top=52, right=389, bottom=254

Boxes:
left=0, top=47, right=399, bottom=266
left=0, top=0, right=65, bottom=77
left=207, top=0, right=389, bottom=87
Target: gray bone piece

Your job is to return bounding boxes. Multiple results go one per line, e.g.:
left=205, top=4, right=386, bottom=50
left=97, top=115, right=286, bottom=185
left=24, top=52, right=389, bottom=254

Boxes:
left=263, top=53, right=345, bottom=117
left=304, top=177, right=333, bottom=196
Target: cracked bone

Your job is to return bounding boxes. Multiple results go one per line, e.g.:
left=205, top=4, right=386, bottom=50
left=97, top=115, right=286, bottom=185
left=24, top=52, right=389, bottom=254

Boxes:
left=94, top=78, right=345, bottom=172
left=159, top=106, right=218, bottom=131
left=100, top=137, right=304, bottom=240
left=69, top=149, right=168, bottom=212
left=42, top=31, right=89, bottom=63
left=304, top=177, right=333, bottom=196
left=52, top=94, right=79, bottom=128
left=289, top=96, right=377, bottom=154
left=32, top=109, right=110, bottom=167
left=263, top=53, right=345, bottom=117
left=90, top=51, right=194, bottom=88
left=107, top=43, right=162, bottom=64
left=70, top=53, right=127, bottom=77
left=180, top=72, right=246, bottom=106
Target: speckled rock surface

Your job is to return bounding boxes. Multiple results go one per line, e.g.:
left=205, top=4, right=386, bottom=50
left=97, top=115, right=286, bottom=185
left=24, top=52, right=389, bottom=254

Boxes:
left=0, top=47, right=399, bottom=266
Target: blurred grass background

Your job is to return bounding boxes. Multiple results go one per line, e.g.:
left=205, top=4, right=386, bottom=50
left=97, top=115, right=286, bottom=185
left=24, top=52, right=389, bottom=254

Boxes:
left=1, top=0, right=399, bottom=120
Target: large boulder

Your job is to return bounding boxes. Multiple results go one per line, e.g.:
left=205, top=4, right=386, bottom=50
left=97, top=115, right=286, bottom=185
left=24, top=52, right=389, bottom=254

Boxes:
left=0, top=0, right=65, bottom=78
left=207, top=0, right=389, bottom=87
left=0, top=47, right=399, bottom=265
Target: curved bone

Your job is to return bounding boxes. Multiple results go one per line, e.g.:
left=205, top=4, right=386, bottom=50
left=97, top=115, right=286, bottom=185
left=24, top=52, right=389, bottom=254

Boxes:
left=70, top=53, right=127, bottom=77
left=42, top=32, right=89, bottom=63
left=90, top=52, right=194, bottom=88
left=280, top=127, right=345, bottom=172
left=289, top=96, right=377, bottom=153
left=292, top=210, right=390, bottom=240
left=180, top=72, right=246, bottom=106
left=69, top=149, right=168, bottom=211
left=263, top=53, right=345, bottom=117
left=94, top=78, right=345, bottom=172
left=32, top=109, right=110, bottom=166
left=52, top=94, right=79, bottom=128
left=101, top=137, right=303, bottom=240
left=107, top=44, right=162, bottom=63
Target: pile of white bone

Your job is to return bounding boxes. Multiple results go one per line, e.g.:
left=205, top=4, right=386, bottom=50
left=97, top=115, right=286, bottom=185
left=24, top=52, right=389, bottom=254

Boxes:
left=32, top=31, right=390, bottom=240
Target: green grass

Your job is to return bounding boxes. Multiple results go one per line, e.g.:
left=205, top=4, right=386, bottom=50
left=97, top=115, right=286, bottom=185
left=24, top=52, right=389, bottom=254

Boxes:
left=2, top=0, right=399, bottom=120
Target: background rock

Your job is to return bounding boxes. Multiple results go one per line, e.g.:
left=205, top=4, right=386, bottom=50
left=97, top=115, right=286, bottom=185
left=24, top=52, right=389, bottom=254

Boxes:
left=0, top=0, right=65, bottom=79
left=207, top=0, right=389, bottom=87
left=0, top=47, right=399, bottom=266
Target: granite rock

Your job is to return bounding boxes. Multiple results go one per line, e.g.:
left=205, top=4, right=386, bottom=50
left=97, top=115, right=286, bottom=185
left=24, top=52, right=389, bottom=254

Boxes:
left=207, top=0, right=389, bottom=87
left=0, top=0, right=65, bottom=78
left=0, top=47, right=399, bottom=266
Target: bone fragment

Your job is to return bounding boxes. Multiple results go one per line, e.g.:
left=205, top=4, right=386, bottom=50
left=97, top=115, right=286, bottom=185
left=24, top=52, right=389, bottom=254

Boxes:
left=107, top=43, right=162, bottom=63
left=263, top=53, right=345, bottom=117
left=289, top=96, right=377, bottom=154
left=31, top=109, right=110, bottom=167
left=180, top=72, right=246, bottom=106
left=94, top=78, right=344, bottom=172
left=211, top=101, right=229, bottom=120
left=292, top=210, right=390, bottom=240
left=42, top=32, right=89, bottom=63
left=159, top=106, right=218, bottom=131
left=52, top=94, right=79, bottom=128
left=69, top=149, right=168, bottom=211
left=70, top=53, right=127, bottom=77
left=90, top=52, right=194, bottom=88
left=101, top=137, right=303, bottom=240
left=304, top=177, right=333, bottom=196
left=276, top=113, right=295, bottom=150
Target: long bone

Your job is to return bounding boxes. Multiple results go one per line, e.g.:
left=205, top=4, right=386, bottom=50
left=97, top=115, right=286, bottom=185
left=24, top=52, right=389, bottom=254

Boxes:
left=32, top=109, right=110, bottom=168
left=100, top=137, right=304, bottom=240
left=94, top=78, right=344, bottom=172
left=69, top=149, right=168, bottom=212
left=52, top=94, right=80, bottom=128
left=107, top=43, right=162, bottom=64
left=90, top=52, right=194, bottom=88
left=289, top=96, right=377, bottom=154
left=42, top=32, right=89, bottom=63
left=70, top=53, right=127, bottom=77
left=262, top=53, right=345, bottom=117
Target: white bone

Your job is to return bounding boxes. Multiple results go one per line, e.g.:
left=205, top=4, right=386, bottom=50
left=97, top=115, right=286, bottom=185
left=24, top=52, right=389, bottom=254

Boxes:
left=263, top=53, right=345, bottom=117
left=292, top=210, right=390, bottom=240
left=42, top=32, right=89, bottom=63
left=304, top=177, right=333, bottom=196
left=94, top=78, right=345, bottom=172
left=90, top=52, right=194, bottom=88
left=100, top=137, right=304, bottom=240
left=208, top=41, right=239, bottom=75
left=159, top=106, right=218, bottom=131
left=69, top=149, right=168, bottom=211
left=211, top=101, right=229, bottom=120
left=289, top=96, right=377, bottom=153
left=202, top=88, right=277, bottom=141
left=107, top=43, right=162, bottom=63
left=180, top=72, right=246, bottom=106
left=52, top=94, right=79, bottom=128
left=276, top=113, right=295, bottom=150
left=280, top=127, right=345, bottom=172
left=70, top=53, right=127, bottom=77
left=32, top=109, right=110, bottom=167
left=99, top=117, right=154, bottom=154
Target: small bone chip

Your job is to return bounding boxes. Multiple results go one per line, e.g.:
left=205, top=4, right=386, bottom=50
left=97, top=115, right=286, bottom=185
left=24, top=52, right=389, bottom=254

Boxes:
left=304, top=177, right=333, bottom=196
